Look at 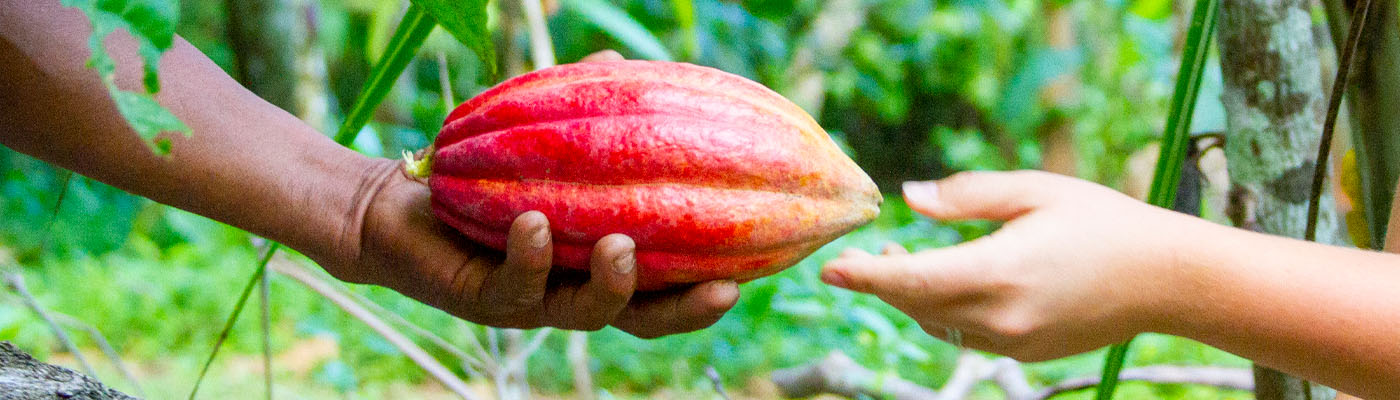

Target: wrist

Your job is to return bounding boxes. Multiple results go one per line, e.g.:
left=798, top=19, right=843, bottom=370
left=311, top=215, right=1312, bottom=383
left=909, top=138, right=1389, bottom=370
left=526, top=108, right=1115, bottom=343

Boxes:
left=262, top=132, right=399, bottom=272
left=1139, top=211, right=1238, bottom=337
left=302, top=152, right=401, bottom=273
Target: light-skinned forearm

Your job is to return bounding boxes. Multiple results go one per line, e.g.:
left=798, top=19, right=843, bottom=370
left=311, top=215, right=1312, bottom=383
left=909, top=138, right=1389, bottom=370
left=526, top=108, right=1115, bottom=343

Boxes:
left=0, top=1, right=388, bottom=266
left=1163, top=217, right=1400, bottom=398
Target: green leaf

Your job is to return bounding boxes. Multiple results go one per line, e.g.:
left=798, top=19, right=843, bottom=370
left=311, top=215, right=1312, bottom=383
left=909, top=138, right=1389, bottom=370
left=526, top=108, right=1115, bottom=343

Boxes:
left=62, top=0, right=190, bottom=154
left=334, top=4, right=438, bottom=146
left=410, top=0, right=497, bottom=76
left=669, top=0, right=700, bottom=60
left=1128, top=0, right=1173, bottom=20
left=1096, top=0, right=1219, bottom=398
left=564, top=0, right=674, bottom=61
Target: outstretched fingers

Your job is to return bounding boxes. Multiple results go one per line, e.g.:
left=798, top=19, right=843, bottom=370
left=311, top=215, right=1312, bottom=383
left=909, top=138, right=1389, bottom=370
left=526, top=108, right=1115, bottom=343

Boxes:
left=903, top=170, right=1075, bottom=222
left=821, top=242, right=989, bottom=301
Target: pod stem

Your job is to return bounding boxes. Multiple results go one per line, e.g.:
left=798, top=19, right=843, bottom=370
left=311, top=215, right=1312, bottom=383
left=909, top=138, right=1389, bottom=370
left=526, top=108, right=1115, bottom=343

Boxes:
left=403, top=147, right=434, bottom=179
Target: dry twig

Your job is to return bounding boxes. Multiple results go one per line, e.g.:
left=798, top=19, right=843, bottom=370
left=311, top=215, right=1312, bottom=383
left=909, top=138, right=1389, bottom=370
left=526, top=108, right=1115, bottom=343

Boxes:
left=270, top=259, right=480, bottom=400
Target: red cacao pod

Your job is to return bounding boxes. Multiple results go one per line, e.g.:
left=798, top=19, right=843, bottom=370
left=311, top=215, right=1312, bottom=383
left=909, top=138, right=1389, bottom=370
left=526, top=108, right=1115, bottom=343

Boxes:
left=421, top=60, right=880, bottom=290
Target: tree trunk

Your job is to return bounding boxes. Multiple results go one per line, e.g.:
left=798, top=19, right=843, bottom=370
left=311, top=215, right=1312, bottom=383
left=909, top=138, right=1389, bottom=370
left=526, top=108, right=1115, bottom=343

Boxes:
left=226, top=0, right=302, bottom=112
left=1037, top=1, right=1079, bottom=177
left=1215, top=1, right=1341, bottom=399
left=1322, top=0, right=1400, bottom=247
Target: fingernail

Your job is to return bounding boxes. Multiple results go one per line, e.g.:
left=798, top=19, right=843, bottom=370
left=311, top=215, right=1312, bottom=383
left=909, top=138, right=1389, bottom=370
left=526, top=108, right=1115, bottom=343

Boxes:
left=902, top=181, right=939, bottom=204
left=612, top=252, right=635, bottom=275
left=712, top=281, right=740, bottom=308
left=820, top=269, right=849, bottom=288
left=530, top=226, right=551, bottom=248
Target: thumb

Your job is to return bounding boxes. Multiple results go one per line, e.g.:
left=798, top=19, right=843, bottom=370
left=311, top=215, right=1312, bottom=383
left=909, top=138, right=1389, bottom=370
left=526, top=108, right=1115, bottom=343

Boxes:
left=903, top=170, right=1072, bottom=222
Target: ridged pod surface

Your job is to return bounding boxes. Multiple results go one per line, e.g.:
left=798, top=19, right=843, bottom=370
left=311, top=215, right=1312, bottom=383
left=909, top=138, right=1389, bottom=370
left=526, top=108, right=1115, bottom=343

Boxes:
left=427, top=60, right=880, bottom=290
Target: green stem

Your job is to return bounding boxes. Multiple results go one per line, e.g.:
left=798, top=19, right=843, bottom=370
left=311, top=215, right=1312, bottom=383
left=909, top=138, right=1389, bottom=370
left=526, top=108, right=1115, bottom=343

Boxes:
left=332, top=4, right=438, bottom=146
left=1096, top=0, right=1219, bottom=398
left=189, top=243, right=278, bottom=400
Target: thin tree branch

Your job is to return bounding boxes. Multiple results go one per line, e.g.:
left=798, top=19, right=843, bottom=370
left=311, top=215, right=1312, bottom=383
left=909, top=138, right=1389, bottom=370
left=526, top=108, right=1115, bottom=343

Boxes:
left=340, top=284, right=485, bottom=371
left=771, top=351, right=938, bottom=400
left=567, top=332, right=593, bottom=400
left=519, top=0, right=555, bottom=69
left=48, top=312, right=145, bottom=398
left=2, top=270, right=96, bottom=378
left=706, top=365, right=731, bottom=400
left=1034, top=365, right=1252, bottom=399
left=772, top=351, right=1253, bottom=400
left=270, top=259, right=480, bottom=400
left=502, top=328, right=552, bottom=373
left=1307, top=0, right=1376, bottom=242
left=458, top=320, right=497, bottom=373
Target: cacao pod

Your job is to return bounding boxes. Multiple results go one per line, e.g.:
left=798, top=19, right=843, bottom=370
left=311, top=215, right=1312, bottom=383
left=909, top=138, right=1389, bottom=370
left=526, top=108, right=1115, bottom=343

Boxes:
left=420, top=60, right=880, bottom=290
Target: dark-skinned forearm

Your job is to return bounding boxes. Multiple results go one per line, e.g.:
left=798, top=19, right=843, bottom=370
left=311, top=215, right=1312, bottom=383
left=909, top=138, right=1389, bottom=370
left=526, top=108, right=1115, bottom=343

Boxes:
left=0, top=1, right=386, bottom=266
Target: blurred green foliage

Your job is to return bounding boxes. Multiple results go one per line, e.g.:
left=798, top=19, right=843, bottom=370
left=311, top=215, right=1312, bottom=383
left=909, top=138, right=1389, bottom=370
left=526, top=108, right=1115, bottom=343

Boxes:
left=0, top=0, right=1247, bottom=398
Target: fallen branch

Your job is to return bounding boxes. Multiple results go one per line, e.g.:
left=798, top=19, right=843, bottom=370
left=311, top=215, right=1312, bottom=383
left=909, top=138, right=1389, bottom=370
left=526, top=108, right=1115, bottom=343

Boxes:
left=0, top=341, right=135, bottom=400
left=772, top=350, right=1252, bottom=400
left=0, top=286, right=145, bottom=397
left=1031, top=365, right=1252, bottom=399
left=772, top=351, right=938, bottom=400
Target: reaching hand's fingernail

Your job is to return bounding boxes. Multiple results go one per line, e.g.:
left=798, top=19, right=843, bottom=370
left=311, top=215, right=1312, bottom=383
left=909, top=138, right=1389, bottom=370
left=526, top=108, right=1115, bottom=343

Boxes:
left=902, top=181, right=939, bottom=204
left=530, top=226, right=551, bottom=249
left=613, top=252, right=635, bottom=275
left=840, top=248, right=870, bottom=259
left=820, top=269, right=849, bottom=289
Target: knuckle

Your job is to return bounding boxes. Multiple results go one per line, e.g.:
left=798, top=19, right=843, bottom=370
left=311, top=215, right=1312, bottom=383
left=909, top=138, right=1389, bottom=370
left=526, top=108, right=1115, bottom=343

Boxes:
left=987, top=311, right=1036, bottom=340
left=1005, top=169, right=1051, bottom=180
left=941, top=171, right=985, bottom=187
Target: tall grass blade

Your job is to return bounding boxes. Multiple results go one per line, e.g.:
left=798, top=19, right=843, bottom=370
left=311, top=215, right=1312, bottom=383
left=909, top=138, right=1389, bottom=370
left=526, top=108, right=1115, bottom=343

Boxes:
left=333, top=4, right=438, bottom=146
left=259, top=261, right=273, bottom=400
left=35, top=170, right=73, bottom=257
left=1096, top=0, right=1219, bottom=398
left=189, top=243, right=278, bottom=400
